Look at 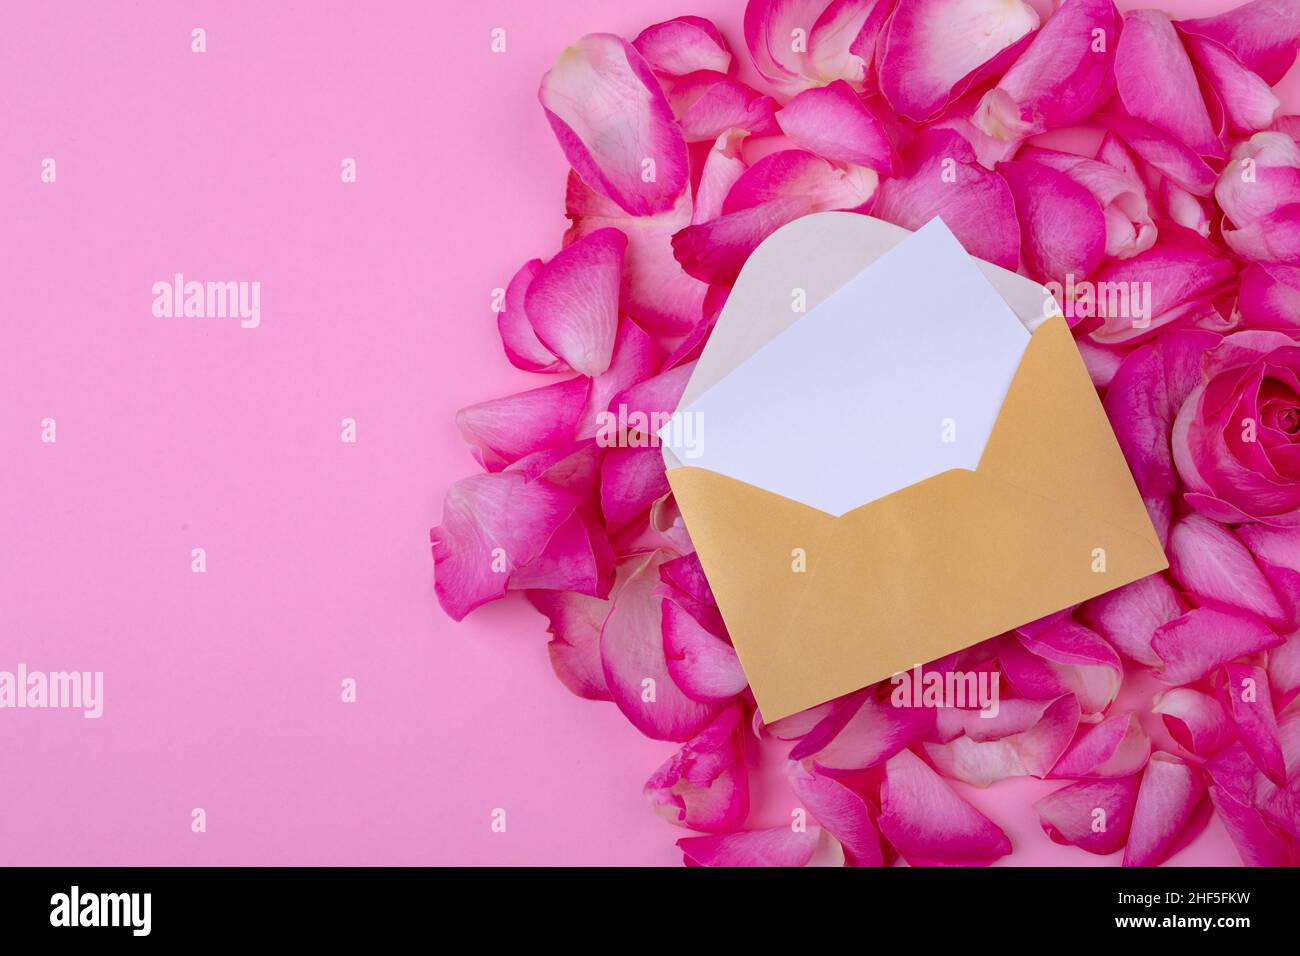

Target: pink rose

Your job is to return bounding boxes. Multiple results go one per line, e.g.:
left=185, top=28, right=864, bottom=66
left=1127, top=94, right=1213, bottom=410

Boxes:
left=1172, top=330, right=1300, bottom=525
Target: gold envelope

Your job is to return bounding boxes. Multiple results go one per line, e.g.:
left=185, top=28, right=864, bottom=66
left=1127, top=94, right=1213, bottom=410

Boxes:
left=664, top=213, right=1168, bottom=721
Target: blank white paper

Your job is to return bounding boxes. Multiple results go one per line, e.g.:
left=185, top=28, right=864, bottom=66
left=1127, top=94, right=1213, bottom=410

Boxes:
left=661, top=217, right=1031, bottom=516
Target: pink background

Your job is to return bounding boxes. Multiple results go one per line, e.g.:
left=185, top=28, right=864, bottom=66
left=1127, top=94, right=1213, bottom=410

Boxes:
left=1, top=0, right=1294, bottom=866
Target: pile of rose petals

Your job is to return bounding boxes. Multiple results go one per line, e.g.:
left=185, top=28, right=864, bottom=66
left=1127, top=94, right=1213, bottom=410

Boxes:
left=432, top=0, right=1300, bottom=866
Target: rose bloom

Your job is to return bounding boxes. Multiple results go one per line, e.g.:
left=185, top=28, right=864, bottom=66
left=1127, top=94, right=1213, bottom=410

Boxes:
left=1173, top=330, right=1300, bottom=525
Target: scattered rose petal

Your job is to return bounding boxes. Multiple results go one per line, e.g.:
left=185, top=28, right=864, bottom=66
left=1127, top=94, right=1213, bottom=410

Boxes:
left=1168, top=513, right=1287, bottom=625
left=523, top=228, right=626, bottom=376
left=776, top=80, right=899, bottom=173
left=878, top=0, right=1040, bottom=122
left=787, top=762, right=884, bottom=866
left=1049, top=710, right=1151, bottom=778
left=877, top=749, right=1012, bottom=866
left=646, top=704, right=749, bottom=832
left=1152, top=607, right=1286, bottom=684
left=678, top=824, right=839, bottom=867
left=874, top=128, right=1020, bottom=269
left=634, top=16, right=733, bottom=77
left=1036, top=775, right=1141, bottom=854
left=1152, top=687, right=1235, bottom=757
left=1123, top=752, right=1208, bottom=866
left=1219, top=662, right=1287, bottom=785
left=540, top=34, right=688, bottom=216
left=601, top=552, right=719, bottom=741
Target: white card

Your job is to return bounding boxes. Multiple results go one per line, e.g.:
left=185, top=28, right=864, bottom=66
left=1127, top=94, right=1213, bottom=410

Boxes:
left=661, top=217, right=1031, bottom=516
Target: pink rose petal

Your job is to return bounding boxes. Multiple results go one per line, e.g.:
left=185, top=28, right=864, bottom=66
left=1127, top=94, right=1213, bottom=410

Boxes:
left=1019, top=146, right=1156, bottom=260
left=972, top=0, right=1120, bottom=147
left=998, top=158, right=1107, bottom=283
left=1079, top=574, right=1186, bottom=667
left=600, top=552, right=719, bottom=742
left=564, top=174, right=706, bottom=337
left=878, top=0, right=1040, bottom=123
left=1239, top=261, right=1300, bottom=333
left=633, top=16, right=732, bottom=77
left=497, top=259, right=566, bottom=372
left=1168, top=513, right=1287, bottom=626
left=795, top=689, right=936, bottom=772
left=874, top=128, right=1020, bottom=270
left=775, top=80, right=899, bottom=173
left=1151, top=607, right=1285, bottom=684
left=695, top=129, right=751, bottom=225
left=1036, top=774, right=1141, bottom=854
left=645, top=703, right=749, bottom=833
left=523, top=227, right=626, bottom=376
left=877, top=749, right=1012, bottom=866
left=1115, top=10, right=1224, bottom=160
left=1204, top=743, right=1295, bottom=865
left=1049, top=710, right=1151, bottom=779
left=661, top=586, right=748, bottom=703
left=507, top=507, right=614, bottom=597
left=666, top=71, right=779, bottom=143
left=600, top=446, right=670, bottom=532
left=540, top=34, right=688, bottom=216
left=456, top=376, right=590, bottom=472
left=1152, top=687, right=1235, bottom=757
left=1219, top=662, right=1287, bottom=785
left=1178, top=0, right=1300, bottom=86
left=787, top=762, right=884, bottom=866
left=922, top=694, right=1081, bottom=787
left=1238, top=523, right=1300, bottom=626
left=678, top=825, right=831, bottom=866
left=1123, top=752, right=1208, bottom=866
left=1097, top=113, right=1219, bottom=196
left=1268, top=628, right=1300, bottom=708
left=673, top=149, right=877, bottom=285
left=1183, top=32, right=1281, bottom=135
left=1084, top=228, right=1236, bottom=344
left=529, top=588, right=613, bottom=701
left=430, top=472, right=580, bottom=621
left=1102, top=329, right=1220, bottom=498
left=745, top=0, right=891, bottom=97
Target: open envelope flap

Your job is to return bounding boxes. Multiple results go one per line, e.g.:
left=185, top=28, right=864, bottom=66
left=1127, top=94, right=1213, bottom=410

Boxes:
left=666, top=317, right=1168, bottom=721
left=664, top=211, right=1057, bottom=464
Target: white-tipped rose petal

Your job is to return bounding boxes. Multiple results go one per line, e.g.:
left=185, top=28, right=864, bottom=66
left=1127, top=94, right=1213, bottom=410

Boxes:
left=646, top=704, right=748, bottom=833
left=540, top=34, right=689, bottom=216
left=431, top=473, right=580, bottom=621
left=922, top=694, right=1081, bottom=787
